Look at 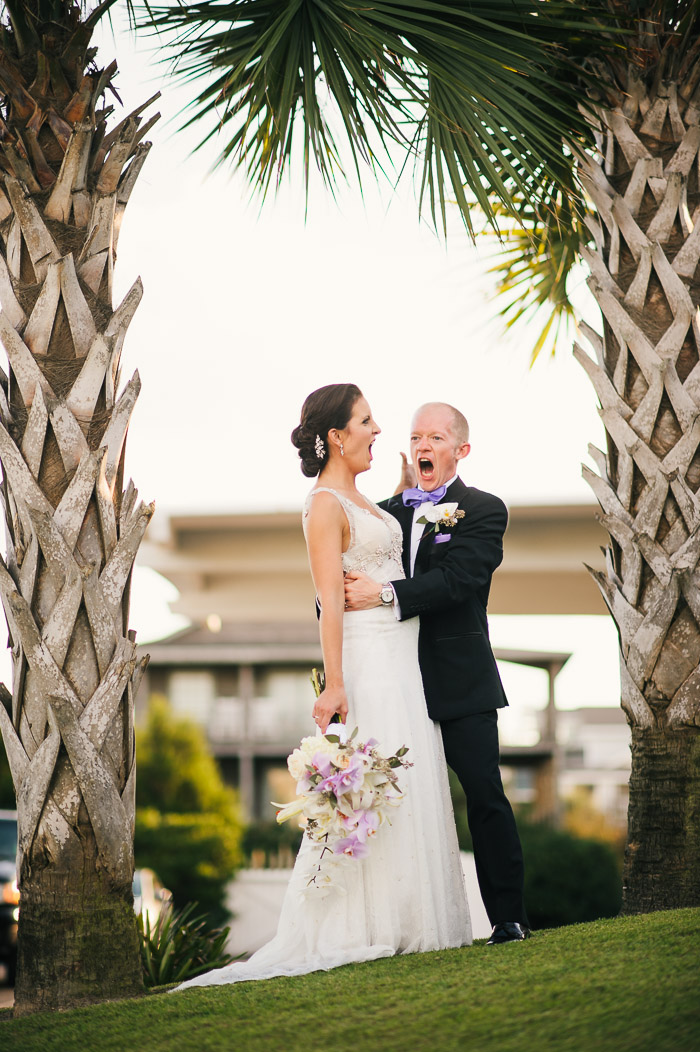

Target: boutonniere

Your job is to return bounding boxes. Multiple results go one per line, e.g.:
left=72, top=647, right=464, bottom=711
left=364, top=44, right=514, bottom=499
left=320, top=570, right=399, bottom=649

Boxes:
left=416, top=502, right=465, bottom=534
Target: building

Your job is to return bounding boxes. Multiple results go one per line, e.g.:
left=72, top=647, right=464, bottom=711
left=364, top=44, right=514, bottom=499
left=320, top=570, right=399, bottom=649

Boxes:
left=136, top=504, right=628, bottom=822
left=557, top=707, right=631, bottom=829
left=138, top=621, right=573, bottom=821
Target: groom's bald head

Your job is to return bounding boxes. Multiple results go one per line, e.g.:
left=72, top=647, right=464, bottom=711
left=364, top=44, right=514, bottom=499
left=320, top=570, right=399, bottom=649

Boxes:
left=410, top=402, right=471, bottom=491
left=412, top=402, right=470, bottom=444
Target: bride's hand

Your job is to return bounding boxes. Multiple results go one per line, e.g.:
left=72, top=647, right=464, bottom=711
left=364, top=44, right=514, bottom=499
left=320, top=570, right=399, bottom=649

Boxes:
left=312, top=685, right=348, bottom=733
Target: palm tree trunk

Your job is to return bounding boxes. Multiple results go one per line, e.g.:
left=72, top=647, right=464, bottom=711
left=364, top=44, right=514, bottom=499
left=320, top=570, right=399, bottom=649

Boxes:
left=576, top=64, right=700, bottom=912
left=626, top=726, right=700, bottom=910
left=0, top=11, right=158, bottom=1012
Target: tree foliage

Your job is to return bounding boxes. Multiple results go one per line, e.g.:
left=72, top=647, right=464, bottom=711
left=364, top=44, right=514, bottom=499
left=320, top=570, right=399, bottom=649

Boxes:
left=134, top=697, right=244, bottom=919
left=140, top=0, right=613, bottom=233
left=136, top=695, right=239, bottom=817
left=520, top=822, right=622, bottom=929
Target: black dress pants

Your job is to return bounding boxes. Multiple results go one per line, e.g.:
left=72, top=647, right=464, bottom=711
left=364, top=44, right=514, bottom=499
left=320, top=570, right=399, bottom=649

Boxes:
left=440, top=710, right=529, bottom=928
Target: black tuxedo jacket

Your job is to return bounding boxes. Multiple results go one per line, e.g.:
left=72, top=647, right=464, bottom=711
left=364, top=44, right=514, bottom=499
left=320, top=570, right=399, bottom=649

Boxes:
left=379, top=478, right=508, bottom=721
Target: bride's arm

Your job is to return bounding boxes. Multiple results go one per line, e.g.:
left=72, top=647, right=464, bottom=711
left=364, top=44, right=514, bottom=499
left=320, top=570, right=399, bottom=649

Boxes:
left=305, top=493, right=350, bottom=732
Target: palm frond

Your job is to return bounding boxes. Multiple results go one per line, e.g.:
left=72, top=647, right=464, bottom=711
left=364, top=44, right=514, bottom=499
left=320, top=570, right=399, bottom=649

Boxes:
left=483, top=181, right=589, bottom=362
left=135, top=0, right=617, bottom=232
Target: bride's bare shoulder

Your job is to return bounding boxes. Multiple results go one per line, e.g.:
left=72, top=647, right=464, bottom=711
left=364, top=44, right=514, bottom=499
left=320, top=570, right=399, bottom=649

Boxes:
left=304, top=488, right=346, bottom=524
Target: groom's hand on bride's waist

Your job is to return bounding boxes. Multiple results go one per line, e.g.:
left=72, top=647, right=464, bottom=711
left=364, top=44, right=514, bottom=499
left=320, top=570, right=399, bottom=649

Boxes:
left=344, top=570, right=382, bottom=610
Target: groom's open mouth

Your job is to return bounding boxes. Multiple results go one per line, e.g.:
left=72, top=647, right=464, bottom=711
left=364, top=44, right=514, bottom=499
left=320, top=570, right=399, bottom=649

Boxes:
left=418, top=457, right=435, bottom=482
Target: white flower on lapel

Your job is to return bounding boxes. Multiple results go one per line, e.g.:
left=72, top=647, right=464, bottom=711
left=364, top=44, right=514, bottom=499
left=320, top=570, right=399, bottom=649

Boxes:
left=416, top=502, right=465, bottom=533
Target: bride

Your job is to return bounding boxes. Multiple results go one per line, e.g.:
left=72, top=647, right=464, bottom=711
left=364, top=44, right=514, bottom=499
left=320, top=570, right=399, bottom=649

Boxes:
left=174, top=383, right=470, bottom=991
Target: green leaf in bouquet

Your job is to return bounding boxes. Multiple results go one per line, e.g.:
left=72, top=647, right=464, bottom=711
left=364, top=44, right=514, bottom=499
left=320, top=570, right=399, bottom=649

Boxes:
left=325, top=734, right=341, bottom=743
left=310, top=668, right=325, bottom=698
left=396, top=746, right=409, bottom=757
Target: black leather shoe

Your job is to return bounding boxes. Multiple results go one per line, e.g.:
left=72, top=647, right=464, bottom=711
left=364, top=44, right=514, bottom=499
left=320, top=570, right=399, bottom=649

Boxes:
left=487, top=922, right=530, bottom=945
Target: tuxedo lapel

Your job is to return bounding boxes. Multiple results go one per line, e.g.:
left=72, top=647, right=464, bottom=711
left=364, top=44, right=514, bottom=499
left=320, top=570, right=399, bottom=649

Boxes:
left=414, top=477, right=469, bottom=574
left=444, top=477, right=469, bottom=503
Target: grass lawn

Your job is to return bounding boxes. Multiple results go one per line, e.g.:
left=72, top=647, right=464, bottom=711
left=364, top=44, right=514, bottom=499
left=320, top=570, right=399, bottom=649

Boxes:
left=2, top=908, right=699, bottom=1052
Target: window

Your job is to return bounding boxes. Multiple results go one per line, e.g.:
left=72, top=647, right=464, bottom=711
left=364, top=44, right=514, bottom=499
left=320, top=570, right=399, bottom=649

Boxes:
left=209, top=697, right=246, bottom=741
left=168, top=670, right=216, bottom=725
left=251, top=669, right=315, bottom=741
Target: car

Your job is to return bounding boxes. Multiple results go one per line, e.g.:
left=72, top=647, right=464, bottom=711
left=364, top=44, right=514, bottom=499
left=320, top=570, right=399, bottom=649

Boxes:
left=0, top=810, right=18, bottom=987
left=132, top=868, right=172, bottom=927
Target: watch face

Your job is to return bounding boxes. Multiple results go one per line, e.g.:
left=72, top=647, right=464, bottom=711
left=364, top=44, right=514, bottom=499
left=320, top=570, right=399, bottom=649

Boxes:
left=381, top=588, right=393, bottom=604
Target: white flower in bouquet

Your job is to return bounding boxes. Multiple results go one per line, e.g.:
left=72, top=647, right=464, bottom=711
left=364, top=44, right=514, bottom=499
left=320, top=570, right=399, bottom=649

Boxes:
left=287, top=735, right=345, bottom=782
left=274, top=724, right=411, bottom=893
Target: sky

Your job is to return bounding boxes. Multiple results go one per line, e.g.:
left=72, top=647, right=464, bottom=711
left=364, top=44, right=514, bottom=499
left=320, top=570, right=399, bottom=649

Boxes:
left=1, top=15, right=624, bottom=724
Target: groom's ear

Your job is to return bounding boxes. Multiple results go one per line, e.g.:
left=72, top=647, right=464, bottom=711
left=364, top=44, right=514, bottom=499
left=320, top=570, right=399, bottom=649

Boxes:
left=456, top=442, right=471, bottom=462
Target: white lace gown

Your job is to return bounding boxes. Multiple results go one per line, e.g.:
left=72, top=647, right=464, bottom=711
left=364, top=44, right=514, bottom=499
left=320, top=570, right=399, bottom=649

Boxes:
left=174, top=489, right=471, bottom=992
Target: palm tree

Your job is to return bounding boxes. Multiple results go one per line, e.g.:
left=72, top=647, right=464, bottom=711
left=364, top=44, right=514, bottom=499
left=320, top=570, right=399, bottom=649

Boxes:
left=147, top=0, right=700, bottom=914
left=0, top=1, right=158, bottom=1013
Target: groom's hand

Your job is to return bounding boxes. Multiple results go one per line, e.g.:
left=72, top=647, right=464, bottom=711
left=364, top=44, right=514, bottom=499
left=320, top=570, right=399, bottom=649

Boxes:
left=344, top=570, right=382, bottom=610
left=393, top=451, right=416, bottom=495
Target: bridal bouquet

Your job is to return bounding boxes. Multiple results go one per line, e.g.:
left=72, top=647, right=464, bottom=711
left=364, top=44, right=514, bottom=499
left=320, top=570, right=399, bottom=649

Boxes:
left=274, top=671, right=411, bottom=894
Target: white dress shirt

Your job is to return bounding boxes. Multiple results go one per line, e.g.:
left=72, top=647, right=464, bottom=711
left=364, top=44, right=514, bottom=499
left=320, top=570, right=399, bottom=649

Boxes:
left=390, top=474, right=459, bottom=618
left=408, top=474, right=459, bottom=574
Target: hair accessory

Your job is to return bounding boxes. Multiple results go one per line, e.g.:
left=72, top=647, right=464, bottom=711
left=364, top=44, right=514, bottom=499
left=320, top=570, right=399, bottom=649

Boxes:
left=340, top=441, right=344, bottom=457
left=315, top=434, right=325, bottom=460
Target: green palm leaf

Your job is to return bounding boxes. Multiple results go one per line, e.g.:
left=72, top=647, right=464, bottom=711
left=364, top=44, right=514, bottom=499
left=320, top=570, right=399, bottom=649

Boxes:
left=482, top=179, right=588, bottom=362
left=138, top=0, right=614, bottom=231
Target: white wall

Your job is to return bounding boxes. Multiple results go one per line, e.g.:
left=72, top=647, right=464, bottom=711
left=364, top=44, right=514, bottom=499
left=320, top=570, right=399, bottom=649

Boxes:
left=225, top=852, right=492, bottom=957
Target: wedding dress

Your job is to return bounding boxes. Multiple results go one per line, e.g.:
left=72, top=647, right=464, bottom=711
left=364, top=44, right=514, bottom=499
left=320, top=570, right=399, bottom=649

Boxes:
left=174, top=488, right=470, bottom=992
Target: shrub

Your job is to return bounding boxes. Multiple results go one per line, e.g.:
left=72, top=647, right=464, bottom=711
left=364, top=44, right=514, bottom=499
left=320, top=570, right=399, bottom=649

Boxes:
left=448, top=768, right=473, bottom=853
left=520, top=821, right=622, bottom=929
left=242, top=821, right=303, bottom=867
left=563, top=788, right=626, bottom=854
left=134, top=698, right=244, bottom=921
left=136, top=697, right=239, bottom=818
left=448, top=771, right=621, bottom=928
left=138, top=902, right=234, bottom=988
left=135, top=808, right=242, bottom=922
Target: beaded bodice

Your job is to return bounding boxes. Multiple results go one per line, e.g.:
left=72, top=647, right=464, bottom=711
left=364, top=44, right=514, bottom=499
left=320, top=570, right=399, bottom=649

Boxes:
left=303, top=487, right=405, bottom=580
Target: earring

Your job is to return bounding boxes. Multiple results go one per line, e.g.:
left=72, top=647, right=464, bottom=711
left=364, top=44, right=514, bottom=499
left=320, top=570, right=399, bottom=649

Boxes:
left=315, top=434, right=325, bottom=460
left=340, top=441, right=344, bottom=457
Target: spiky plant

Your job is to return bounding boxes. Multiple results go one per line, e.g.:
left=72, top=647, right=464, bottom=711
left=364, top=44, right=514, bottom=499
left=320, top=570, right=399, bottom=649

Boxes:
left=0, top=1, right=158, bottom=1013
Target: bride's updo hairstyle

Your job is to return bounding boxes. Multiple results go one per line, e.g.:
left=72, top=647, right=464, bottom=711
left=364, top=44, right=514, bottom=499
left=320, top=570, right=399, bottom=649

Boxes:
left=291, top=383, right=363, bottom=477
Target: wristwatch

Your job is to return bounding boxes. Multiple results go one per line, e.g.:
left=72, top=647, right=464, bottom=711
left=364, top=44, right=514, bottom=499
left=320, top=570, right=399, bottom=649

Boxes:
left=380, top=585, right=394, bottom=606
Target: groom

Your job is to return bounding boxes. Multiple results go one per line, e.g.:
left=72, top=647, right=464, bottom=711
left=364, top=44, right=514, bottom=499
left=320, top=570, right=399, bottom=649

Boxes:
left=344, top=401, right=529, bottom=945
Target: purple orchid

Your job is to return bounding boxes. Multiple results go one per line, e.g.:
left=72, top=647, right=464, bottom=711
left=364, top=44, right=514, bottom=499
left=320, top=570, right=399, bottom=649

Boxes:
left=354, top=809, right=380, bottom=842
left=317, top=753, right=365, bottom=796
left=334, top=834, right=370, bottom=858
left=312, top=752, right=335, bottom=775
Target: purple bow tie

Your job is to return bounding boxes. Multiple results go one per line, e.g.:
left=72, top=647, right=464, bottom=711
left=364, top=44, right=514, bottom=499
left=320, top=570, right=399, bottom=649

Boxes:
left=402, top=485, right=448, bottom=509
